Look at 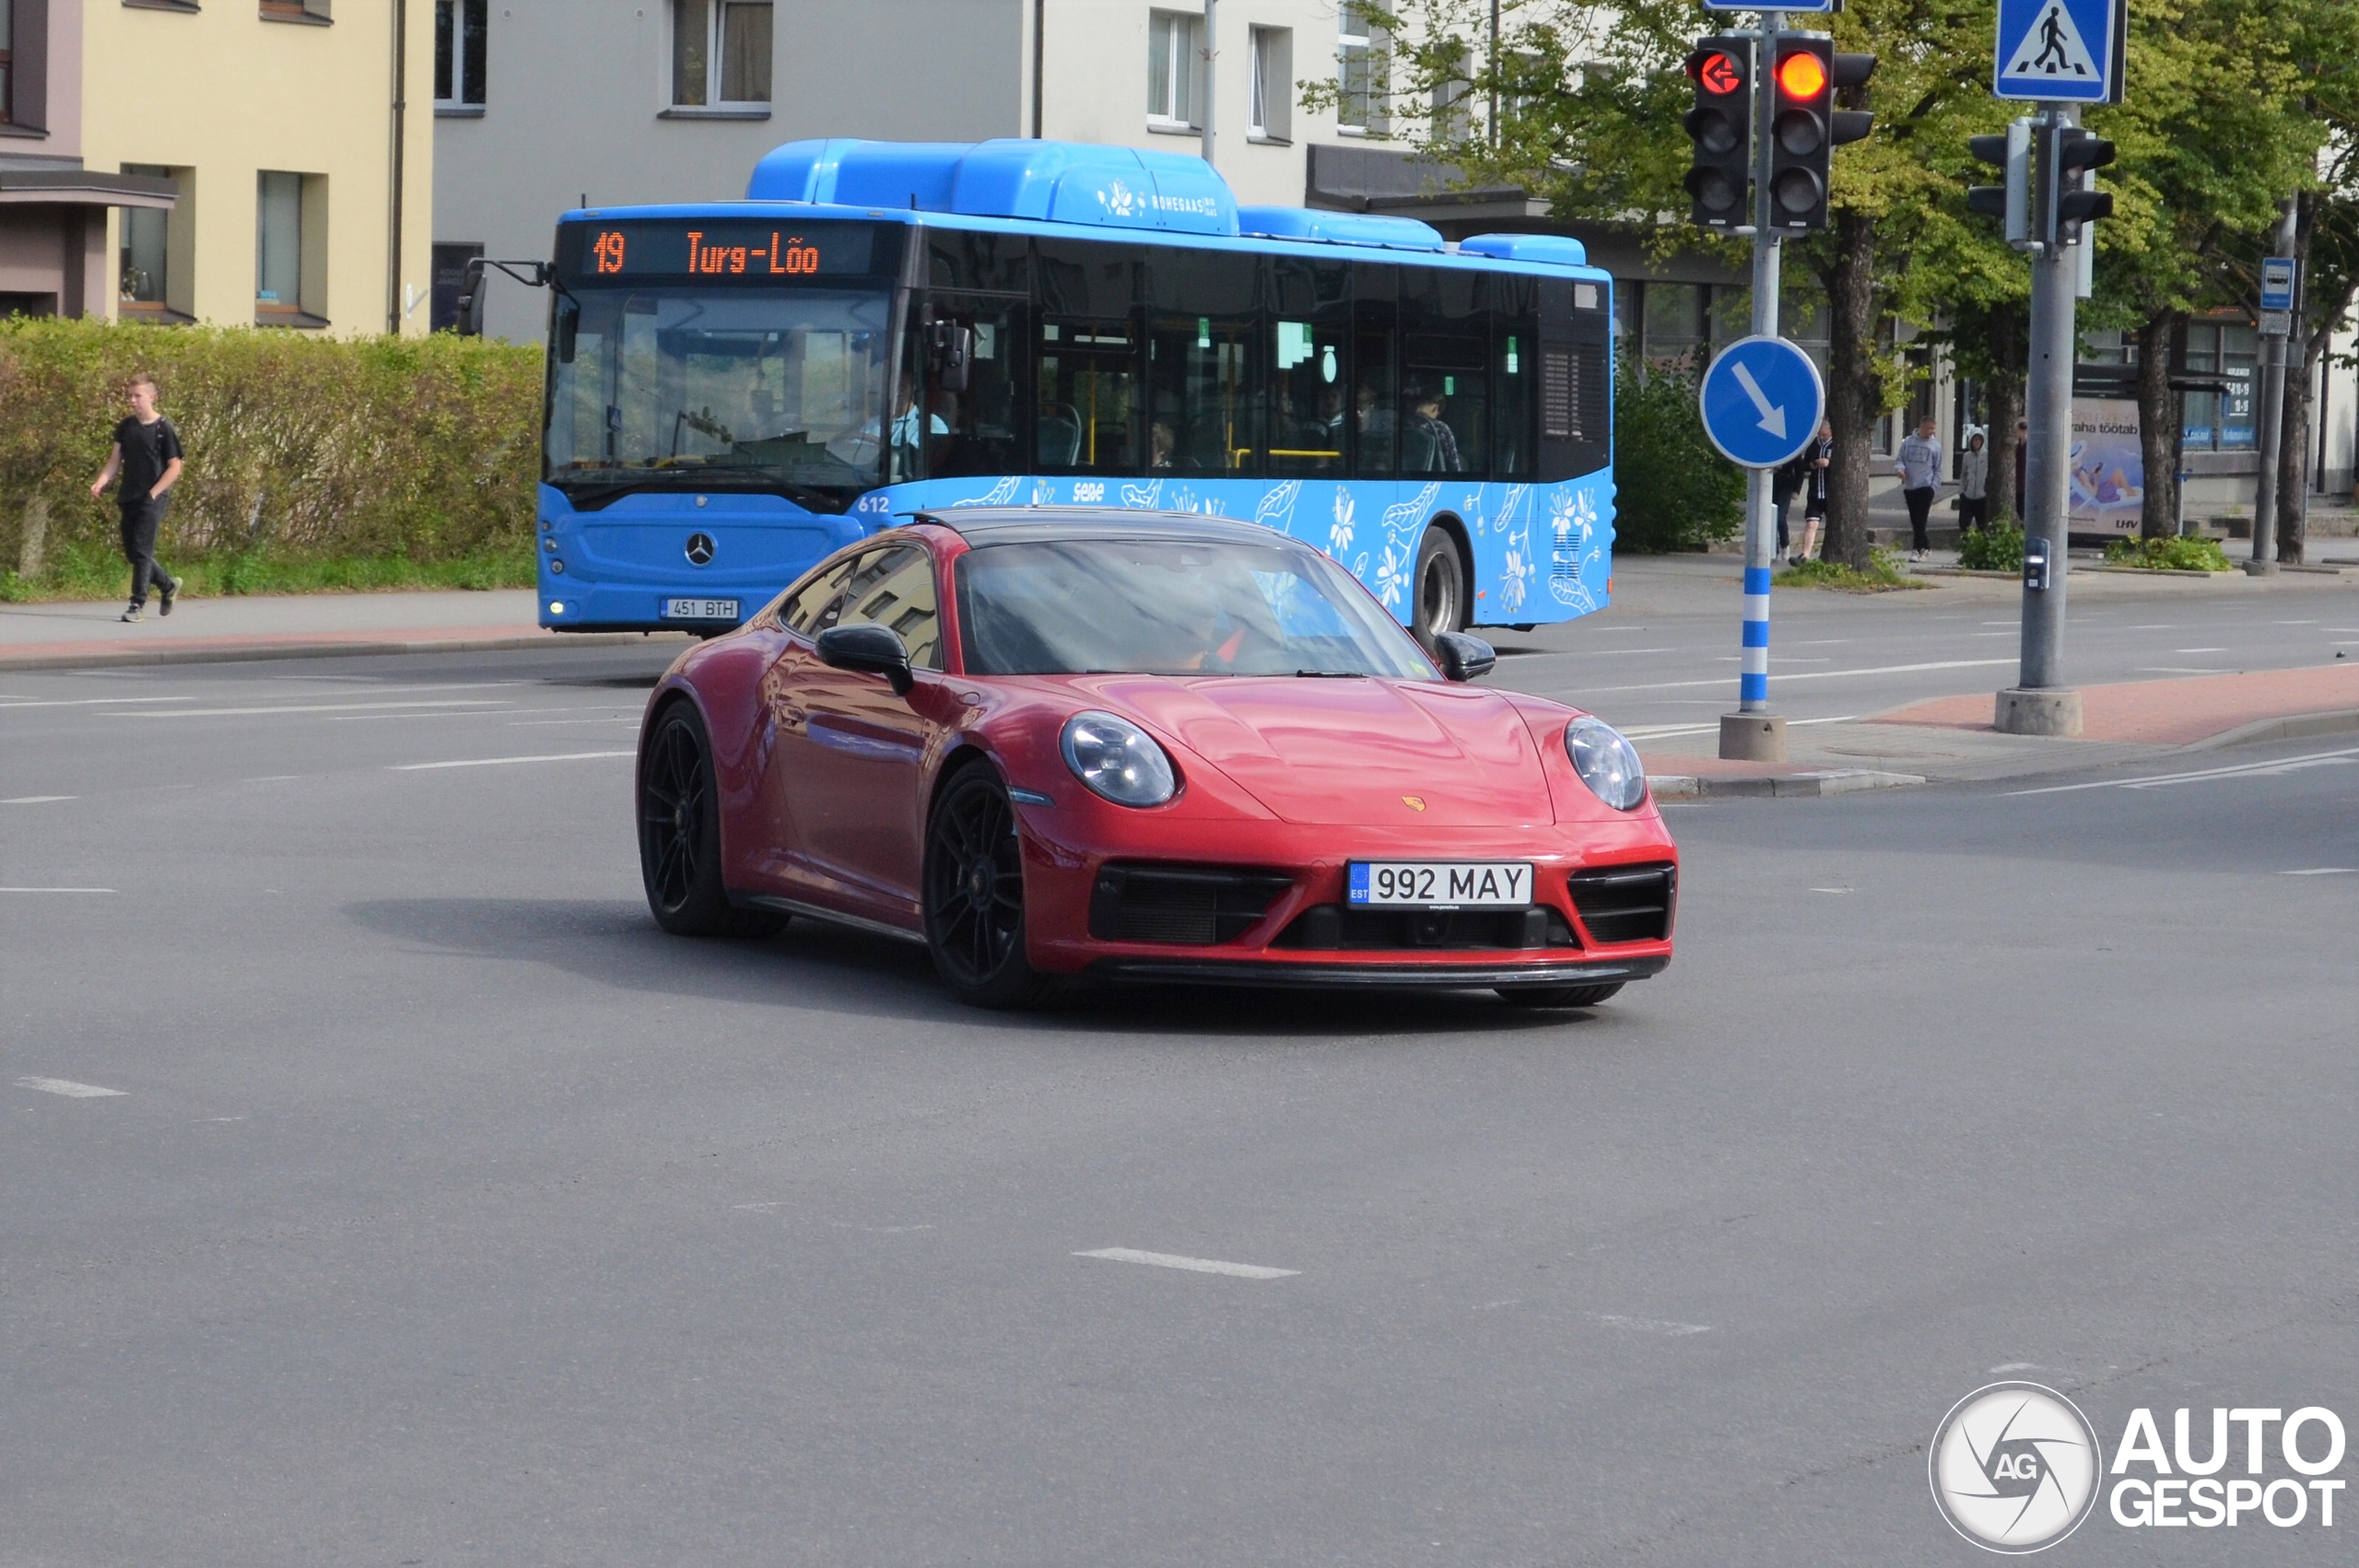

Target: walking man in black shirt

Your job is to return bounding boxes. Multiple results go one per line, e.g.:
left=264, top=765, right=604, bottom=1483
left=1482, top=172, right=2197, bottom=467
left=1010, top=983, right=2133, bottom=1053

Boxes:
left=89, top=372, right=184, bottom=623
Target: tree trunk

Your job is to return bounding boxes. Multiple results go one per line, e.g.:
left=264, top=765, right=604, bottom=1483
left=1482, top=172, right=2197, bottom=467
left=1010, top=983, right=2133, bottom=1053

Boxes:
left=1820, top=213, right=1882, bottom=570
left=1982, top=301, right=2026, bottom=528
left=2275, top=192, right=2319, bottom=567
left=2135, top=310, right=2180, bottom=539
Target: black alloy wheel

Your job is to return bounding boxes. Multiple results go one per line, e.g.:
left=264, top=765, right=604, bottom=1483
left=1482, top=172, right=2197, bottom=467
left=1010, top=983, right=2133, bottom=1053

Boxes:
left=638, top=704, right=784, bottom=938
left=1495, top=982, right=1624, bottom=1010
left=1414, top=527, right=1467, bottom=649
left=922, top=766, right=1050, bottom=1008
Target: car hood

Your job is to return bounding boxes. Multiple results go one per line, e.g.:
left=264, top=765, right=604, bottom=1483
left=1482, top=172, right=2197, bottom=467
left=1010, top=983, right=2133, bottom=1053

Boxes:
left=1072, top=675, right=1557, bottom=827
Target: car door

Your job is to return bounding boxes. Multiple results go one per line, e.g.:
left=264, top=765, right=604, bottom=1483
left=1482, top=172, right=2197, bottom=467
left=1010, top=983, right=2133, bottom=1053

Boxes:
left=751, top=554, right=857, bottom=893
left=776, top=544, right=947, bottom=916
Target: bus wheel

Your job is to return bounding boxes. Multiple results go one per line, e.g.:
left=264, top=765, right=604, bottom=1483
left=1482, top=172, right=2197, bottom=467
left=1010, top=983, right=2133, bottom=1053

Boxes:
left=638, top=703, right=784, bottom=939
left=1413, top=527, right=1466, bottom=649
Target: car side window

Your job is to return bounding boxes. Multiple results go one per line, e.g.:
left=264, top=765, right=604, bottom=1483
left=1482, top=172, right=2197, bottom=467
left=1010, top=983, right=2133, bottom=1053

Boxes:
left=833, top=545, right=943, bottom=671
left=780, top=558, right=855, bottom=637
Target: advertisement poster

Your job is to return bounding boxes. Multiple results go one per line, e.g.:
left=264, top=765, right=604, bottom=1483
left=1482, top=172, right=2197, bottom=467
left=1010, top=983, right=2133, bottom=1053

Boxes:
left=2069, top=395, right=2143, bottom=533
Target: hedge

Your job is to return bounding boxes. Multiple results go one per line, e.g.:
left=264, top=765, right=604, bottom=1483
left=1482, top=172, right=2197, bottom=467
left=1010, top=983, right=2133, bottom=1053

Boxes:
left=1611, top=357, right=1745, bottom=555
left=0, top=318, right=543, bottom=582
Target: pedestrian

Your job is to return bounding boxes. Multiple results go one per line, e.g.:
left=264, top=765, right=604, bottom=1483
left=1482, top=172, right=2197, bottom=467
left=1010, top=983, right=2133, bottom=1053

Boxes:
left=1895, top=415, right=1943, bottom=558
left=1790, top=419, right=1832, bottom=567
left=1956, top=427, right=1989, bottom=533
left=1771, top=447, right=1801, bottom=557
left=89, top=371, right=184, bottom=623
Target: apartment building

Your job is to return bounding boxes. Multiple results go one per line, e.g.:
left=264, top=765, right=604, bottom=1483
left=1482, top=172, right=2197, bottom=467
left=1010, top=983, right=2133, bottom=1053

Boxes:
left=1, top=0, right=434, bottom=333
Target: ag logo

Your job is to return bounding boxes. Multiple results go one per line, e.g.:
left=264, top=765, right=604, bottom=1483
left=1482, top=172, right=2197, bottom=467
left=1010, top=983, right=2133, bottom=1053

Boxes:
left=684, top=532, right=716, bottom=567
left=1931, top=1382, right=2104, bottom=1553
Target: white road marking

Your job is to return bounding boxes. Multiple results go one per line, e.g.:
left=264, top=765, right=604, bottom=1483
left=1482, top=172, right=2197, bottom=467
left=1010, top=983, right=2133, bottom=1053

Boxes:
left=1989, top=1362, right=2048, bottom=1375
left=1075, top=1247, right=1299, bottom=1280
left=320, top=709, right=523, bottom=722
left=0, top=886, right=117, bottom=894
left=1621, top=714, right=1859, bottom=742
left=2136, top=666, right=2230, bottom=674
left=2009, top=745, right=2359, bottom=795
left=2174, top=647, right=2228, bottom=654
left=1579, top=658, right=2016, bottom=696
left=1808, top=886, right=1852, bottom=894
left=1591, top=1313, right=1711, bottom=1336
left=2123, top=624, right=2177, bottom=630
left=2281, top=867, right=2355, bottom=876
left=18, top=1077, right=126, bottom=1098
left=391, top=750, right=635, bottom=771
left=506, top=716, right=640, bottom=726
left=2, top=795, right=75, bottom=804
left=113, top=699, right=511, bottom=718
left=2276, top=620, right=2318, bottom=626
left=0, top=695, right=195, bottom=708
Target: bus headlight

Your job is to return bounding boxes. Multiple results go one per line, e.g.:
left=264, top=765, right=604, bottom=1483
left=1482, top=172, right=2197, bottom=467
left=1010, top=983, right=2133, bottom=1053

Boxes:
left=1061, top=711, right=1177, bottom=807
left=1565, top=717, right=1646, bottom=810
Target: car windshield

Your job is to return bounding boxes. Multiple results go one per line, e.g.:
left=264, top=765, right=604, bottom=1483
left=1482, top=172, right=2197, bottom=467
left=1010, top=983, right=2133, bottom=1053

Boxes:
left=545, top=286, right=895, bottom=509
left=955, top=537, right=1438, bottom=679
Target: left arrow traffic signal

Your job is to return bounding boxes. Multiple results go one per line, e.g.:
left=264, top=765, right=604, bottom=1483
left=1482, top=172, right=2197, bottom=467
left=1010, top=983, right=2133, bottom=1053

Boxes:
left=1684, top=37, right=1755, bottom=230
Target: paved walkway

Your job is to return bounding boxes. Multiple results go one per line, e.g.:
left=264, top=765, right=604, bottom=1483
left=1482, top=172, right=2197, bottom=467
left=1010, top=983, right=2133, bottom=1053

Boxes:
left=1875, top=662, right=2359, bottom=746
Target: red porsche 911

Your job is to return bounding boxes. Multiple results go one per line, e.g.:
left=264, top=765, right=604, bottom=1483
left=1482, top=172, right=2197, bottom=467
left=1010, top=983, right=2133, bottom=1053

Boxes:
left=635, top=509, right=1676, bottom=1008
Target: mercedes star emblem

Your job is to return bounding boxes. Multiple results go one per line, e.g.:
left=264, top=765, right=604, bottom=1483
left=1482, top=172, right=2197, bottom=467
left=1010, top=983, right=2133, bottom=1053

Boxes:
left=685, top=532, right=716, bottom=567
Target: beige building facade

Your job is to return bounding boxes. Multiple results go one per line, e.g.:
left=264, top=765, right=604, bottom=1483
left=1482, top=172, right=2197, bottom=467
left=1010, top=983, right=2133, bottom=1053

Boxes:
left=62, top=0, right=433, bottom=334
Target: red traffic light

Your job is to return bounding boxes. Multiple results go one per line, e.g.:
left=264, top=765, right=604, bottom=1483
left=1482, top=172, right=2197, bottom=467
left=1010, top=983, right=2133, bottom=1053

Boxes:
left=1775, top=49, right=1828, bottom=101
left=1689, top=51, right=1745, bottom=96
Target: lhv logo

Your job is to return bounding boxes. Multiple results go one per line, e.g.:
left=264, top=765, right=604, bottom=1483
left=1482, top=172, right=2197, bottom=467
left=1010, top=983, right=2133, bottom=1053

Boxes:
left=1930, top=1383, right=2104, bottom=1552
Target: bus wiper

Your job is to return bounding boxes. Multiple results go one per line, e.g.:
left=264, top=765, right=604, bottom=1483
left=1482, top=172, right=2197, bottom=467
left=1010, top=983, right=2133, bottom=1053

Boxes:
left=556, top=474, right=853, bottom=514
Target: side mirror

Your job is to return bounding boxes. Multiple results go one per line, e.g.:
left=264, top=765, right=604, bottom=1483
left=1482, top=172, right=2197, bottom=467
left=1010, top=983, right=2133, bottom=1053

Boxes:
left=930, top=320, right=974, bottom=392
left=815, top=622, right=915, bottom=696
left=456, top=258, right=487, bottom=337
left=1433, top=631, right=1496, bottom=683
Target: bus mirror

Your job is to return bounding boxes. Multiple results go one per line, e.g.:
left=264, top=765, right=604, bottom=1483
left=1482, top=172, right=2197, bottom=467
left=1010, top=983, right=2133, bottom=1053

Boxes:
left=456, top=259, right=487, bottom=337
left=931, top=321, right=974, bottom=392
left=555, top=298, right=580, bottom=364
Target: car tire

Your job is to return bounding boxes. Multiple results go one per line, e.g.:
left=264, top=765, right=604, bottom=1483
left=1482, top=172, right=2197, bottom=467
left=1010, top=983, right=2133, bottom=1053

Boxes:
left=922, top=764, right=1052, bottom=1010
left=638, top=702, right=785, bottom=939
left=1494, top=982, right=1624, bottom=1010
left=1413, top=526, right=1467, bottom=650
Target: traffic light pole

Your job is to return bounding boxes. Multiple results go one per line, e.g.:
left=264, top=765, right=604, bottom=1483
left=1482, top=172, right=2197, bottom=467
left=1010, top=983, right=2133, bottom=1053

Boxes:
left=1998, top=103, right=2083, bottom=734
left=1720, top=7, right=1788, bottom=763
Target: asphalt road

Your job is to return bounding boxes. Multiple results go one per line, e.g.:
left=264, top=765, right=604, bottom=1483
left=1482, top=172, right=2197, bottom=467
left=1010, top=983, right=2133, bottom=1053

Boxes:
left=3, top=633, right=2353, bottom=1566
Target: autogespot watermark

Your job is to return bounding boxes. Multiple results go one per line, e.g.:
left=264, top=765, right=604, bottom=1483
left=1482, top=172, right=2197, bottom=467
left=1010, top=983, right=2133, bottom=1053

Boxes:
left=1931, top=1383, right=2349, bottom=1552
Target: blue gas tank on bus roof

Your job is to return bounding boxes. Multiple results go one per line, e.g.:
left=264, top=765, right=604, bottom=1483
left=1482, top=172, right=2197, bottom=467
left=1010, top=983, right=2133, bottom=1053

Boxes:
left=745, top=137, right=1242, bottom=237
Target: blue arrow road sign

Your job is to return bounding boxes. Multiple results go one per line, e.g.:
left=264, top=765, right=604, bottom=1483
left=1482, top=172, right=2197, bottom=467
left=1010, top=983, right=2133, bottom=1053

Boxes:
left=1699, top=336, right=1825, bottom=471
left=2260, top=258, right=2296, bottom=312
left=1995, top=0, right=2123, bottom=104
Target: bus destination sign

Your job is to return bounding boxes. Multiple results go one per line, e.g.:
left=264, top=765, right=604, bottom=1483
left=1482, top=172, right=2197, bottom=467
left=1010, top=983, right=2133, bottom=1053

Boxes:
left=564, top=220, right=881, bottom=283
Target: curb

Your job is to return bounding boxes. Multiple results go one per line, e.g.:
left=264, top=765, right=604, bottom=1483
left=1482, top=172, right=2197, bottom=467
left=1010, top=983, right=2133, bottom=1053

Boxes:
left=1648, top=768, right=1926, bottom=801
left=0, top=630, right=695, bottom=672
left=2186, top=708, right=2359, bottom=751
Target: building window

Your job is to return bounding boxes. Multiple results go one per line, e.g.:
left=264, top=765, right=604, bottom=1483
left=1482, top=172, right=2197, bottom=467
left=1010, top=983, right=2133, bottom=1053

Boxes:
left=1248, top=26, right=1290, bottom=141
left=1146, top=9, right=1200, bottom=129
left=672, top=0, right=770, bottom=107
left=260, top=1, right=334, bottom=22
left=1430, top=40, right=1471, bottom=142
left=120, top=165, right=172, bottom=311
left=435, top=0, right=486, bottom=108
left=1, top=0, right=14, bottom=125
left=255, top=170, right=323, bottom=322
left=1337, top=2, right=1385, bottom=135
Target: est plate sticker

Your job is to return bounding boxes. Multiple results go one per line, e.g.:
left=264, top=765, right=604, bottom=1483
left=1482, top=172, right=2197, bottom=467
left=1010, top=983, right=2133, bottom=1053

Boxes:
left=1349, top=860, right=1533, bottom=907
left=663, top=597, right=740, bottom=621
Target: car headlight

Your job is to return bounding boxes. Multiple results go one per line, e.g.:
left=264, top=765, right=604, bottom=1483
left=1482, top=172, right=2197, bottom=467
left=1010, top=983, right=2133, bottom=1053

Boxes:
left=1061, top=711, right=1178, bottom=808
left=1565, top=717, right=1646, bottom=811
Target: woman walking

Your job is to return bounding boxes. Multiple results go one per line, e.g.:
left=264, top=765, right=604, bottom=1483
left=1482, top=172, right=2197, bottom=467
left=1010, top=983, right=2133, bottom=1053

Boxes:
left=1957, top=427, right=1989, bottom=534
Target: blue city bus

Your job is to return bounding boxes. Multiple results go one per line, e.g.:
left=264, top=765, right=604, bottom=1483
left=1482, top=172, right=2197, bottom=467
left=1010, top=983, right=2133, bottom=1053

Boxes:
left=534, top=138, right=1614, bottom=645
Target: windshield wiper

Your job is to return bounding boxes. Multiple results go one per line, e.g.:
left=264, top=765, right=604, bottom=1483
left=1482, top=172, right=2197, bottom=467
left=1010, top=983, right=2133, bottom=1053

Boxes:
left=555, top=474, right=854, bottom=514
left=1294, top=669, right=1368, bottom=677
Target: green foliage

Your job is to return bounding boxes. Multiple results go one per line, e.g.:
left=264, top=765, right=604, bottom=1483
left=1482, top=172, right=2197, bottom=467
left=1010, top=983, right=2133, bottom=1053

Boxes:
left=1775, top=546, right=1931, bottom=591
left=1608, top=360, right=1743, bottom=554
left=1957, top=520, right=2025, bottom=572
left=0, top=319, right=543, bottom=589
left=0, top=541, right=534, bottom=603
left=2103, top=533, right=2234, bottom=571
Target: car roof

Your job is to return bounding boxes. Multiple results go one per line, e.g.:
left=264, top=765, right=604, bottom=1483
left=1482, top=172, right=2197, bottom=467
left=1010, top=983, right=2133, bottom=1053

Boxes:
left=910, top=508, right=1302, bottom=548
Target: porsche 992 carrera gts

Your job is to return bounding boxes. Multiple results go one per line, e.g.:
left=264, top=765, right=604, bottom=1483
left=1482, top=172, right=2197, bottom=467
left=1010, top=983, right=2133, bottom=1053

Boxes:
left=636, top=509, right=1676, bottom=1008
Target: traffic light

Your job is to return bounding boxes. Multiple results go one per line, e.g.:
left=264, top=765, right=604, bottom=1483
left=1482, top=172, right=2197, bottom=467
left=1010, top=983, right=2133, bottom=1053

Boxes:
left=2046, top=124, right=2115, bottom=243
left=1966, top=118, right=2032, bottom=247
left=1763, top=39, right=1876, bottom=231
left=1683, top=37, right=1754, bottom=229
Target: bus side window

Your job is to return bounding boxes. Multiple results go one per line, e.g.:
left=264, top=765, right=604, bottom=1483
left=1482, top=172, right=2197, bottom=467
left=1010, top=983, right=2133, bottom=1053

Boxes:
left=1492, top=275, right=1537, bottom=480
left=923, top=295, right=1026, bottom=480
left=1352, top=280, right=1398, bottom=478
left=1147, top=248, right=1264, bottom=476
left=1269, top=258, right=1350, bottom=478
left=1036, top=240, right=1144, bottom=474
left=1402, top=267, right=1488, bottom=478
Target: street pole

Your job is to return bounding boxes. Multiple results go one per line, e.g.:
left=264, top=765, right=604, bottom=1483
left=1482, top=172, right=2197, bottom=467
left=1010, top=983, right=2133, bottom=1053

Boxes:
left=2248, top=198, right=2296, bottom=575
left=1996, top=103, right=2083, bottom=736
left=1200, top=0, right=1218, bottom=169
left=1719, top=7, right=1787, bottom=763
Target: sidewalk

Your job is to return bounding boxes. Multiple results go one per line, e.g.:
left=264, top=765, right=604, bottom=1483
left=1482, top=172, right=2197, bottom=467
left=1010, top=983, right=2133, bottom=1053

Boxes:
left=1640, top=663, right=2359, bottom=795
left=0, top=590, right=689, bottom=670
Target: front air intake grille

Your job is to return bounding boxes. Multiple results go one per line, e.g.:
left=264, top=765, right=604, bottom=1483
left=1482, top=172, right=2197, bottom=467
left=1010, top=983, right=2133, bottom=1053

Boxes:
left=1273, top=904, right=1580, bottom=952
left=1567, top=863, right=1676, bottom=944
left=1088, top=864, right=1295, bottom=946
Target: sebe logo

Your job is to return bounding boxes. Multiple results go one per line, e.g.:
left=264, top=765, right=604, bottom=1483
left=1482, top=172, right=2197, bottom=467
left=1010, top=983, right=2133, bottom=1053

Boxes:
left=1931, top=1383, right=2104, bottom=1553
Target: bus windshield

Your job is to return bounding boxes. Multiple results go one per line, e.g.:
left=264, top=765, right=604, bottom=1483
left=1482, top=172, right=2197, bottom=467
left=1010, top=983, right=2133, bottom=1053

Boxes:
left=545, top=286, right=896, bottom=511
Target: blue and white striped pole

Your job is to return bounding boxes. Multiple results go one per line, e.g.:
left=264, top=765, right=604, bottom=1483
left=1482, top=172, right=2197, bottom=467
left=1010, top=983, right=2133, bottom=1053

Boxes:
left=1742, top=510, right=1773, bottom=710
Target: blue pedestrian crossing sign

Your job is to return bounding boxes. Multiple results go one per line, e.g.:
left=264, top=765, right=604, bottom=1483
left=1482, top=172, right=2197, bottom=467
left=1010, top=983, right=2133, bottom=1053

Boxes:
left=1698, top=336, right=1825, bottom=471
left=1995, top=0, right=2124, bottom=104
